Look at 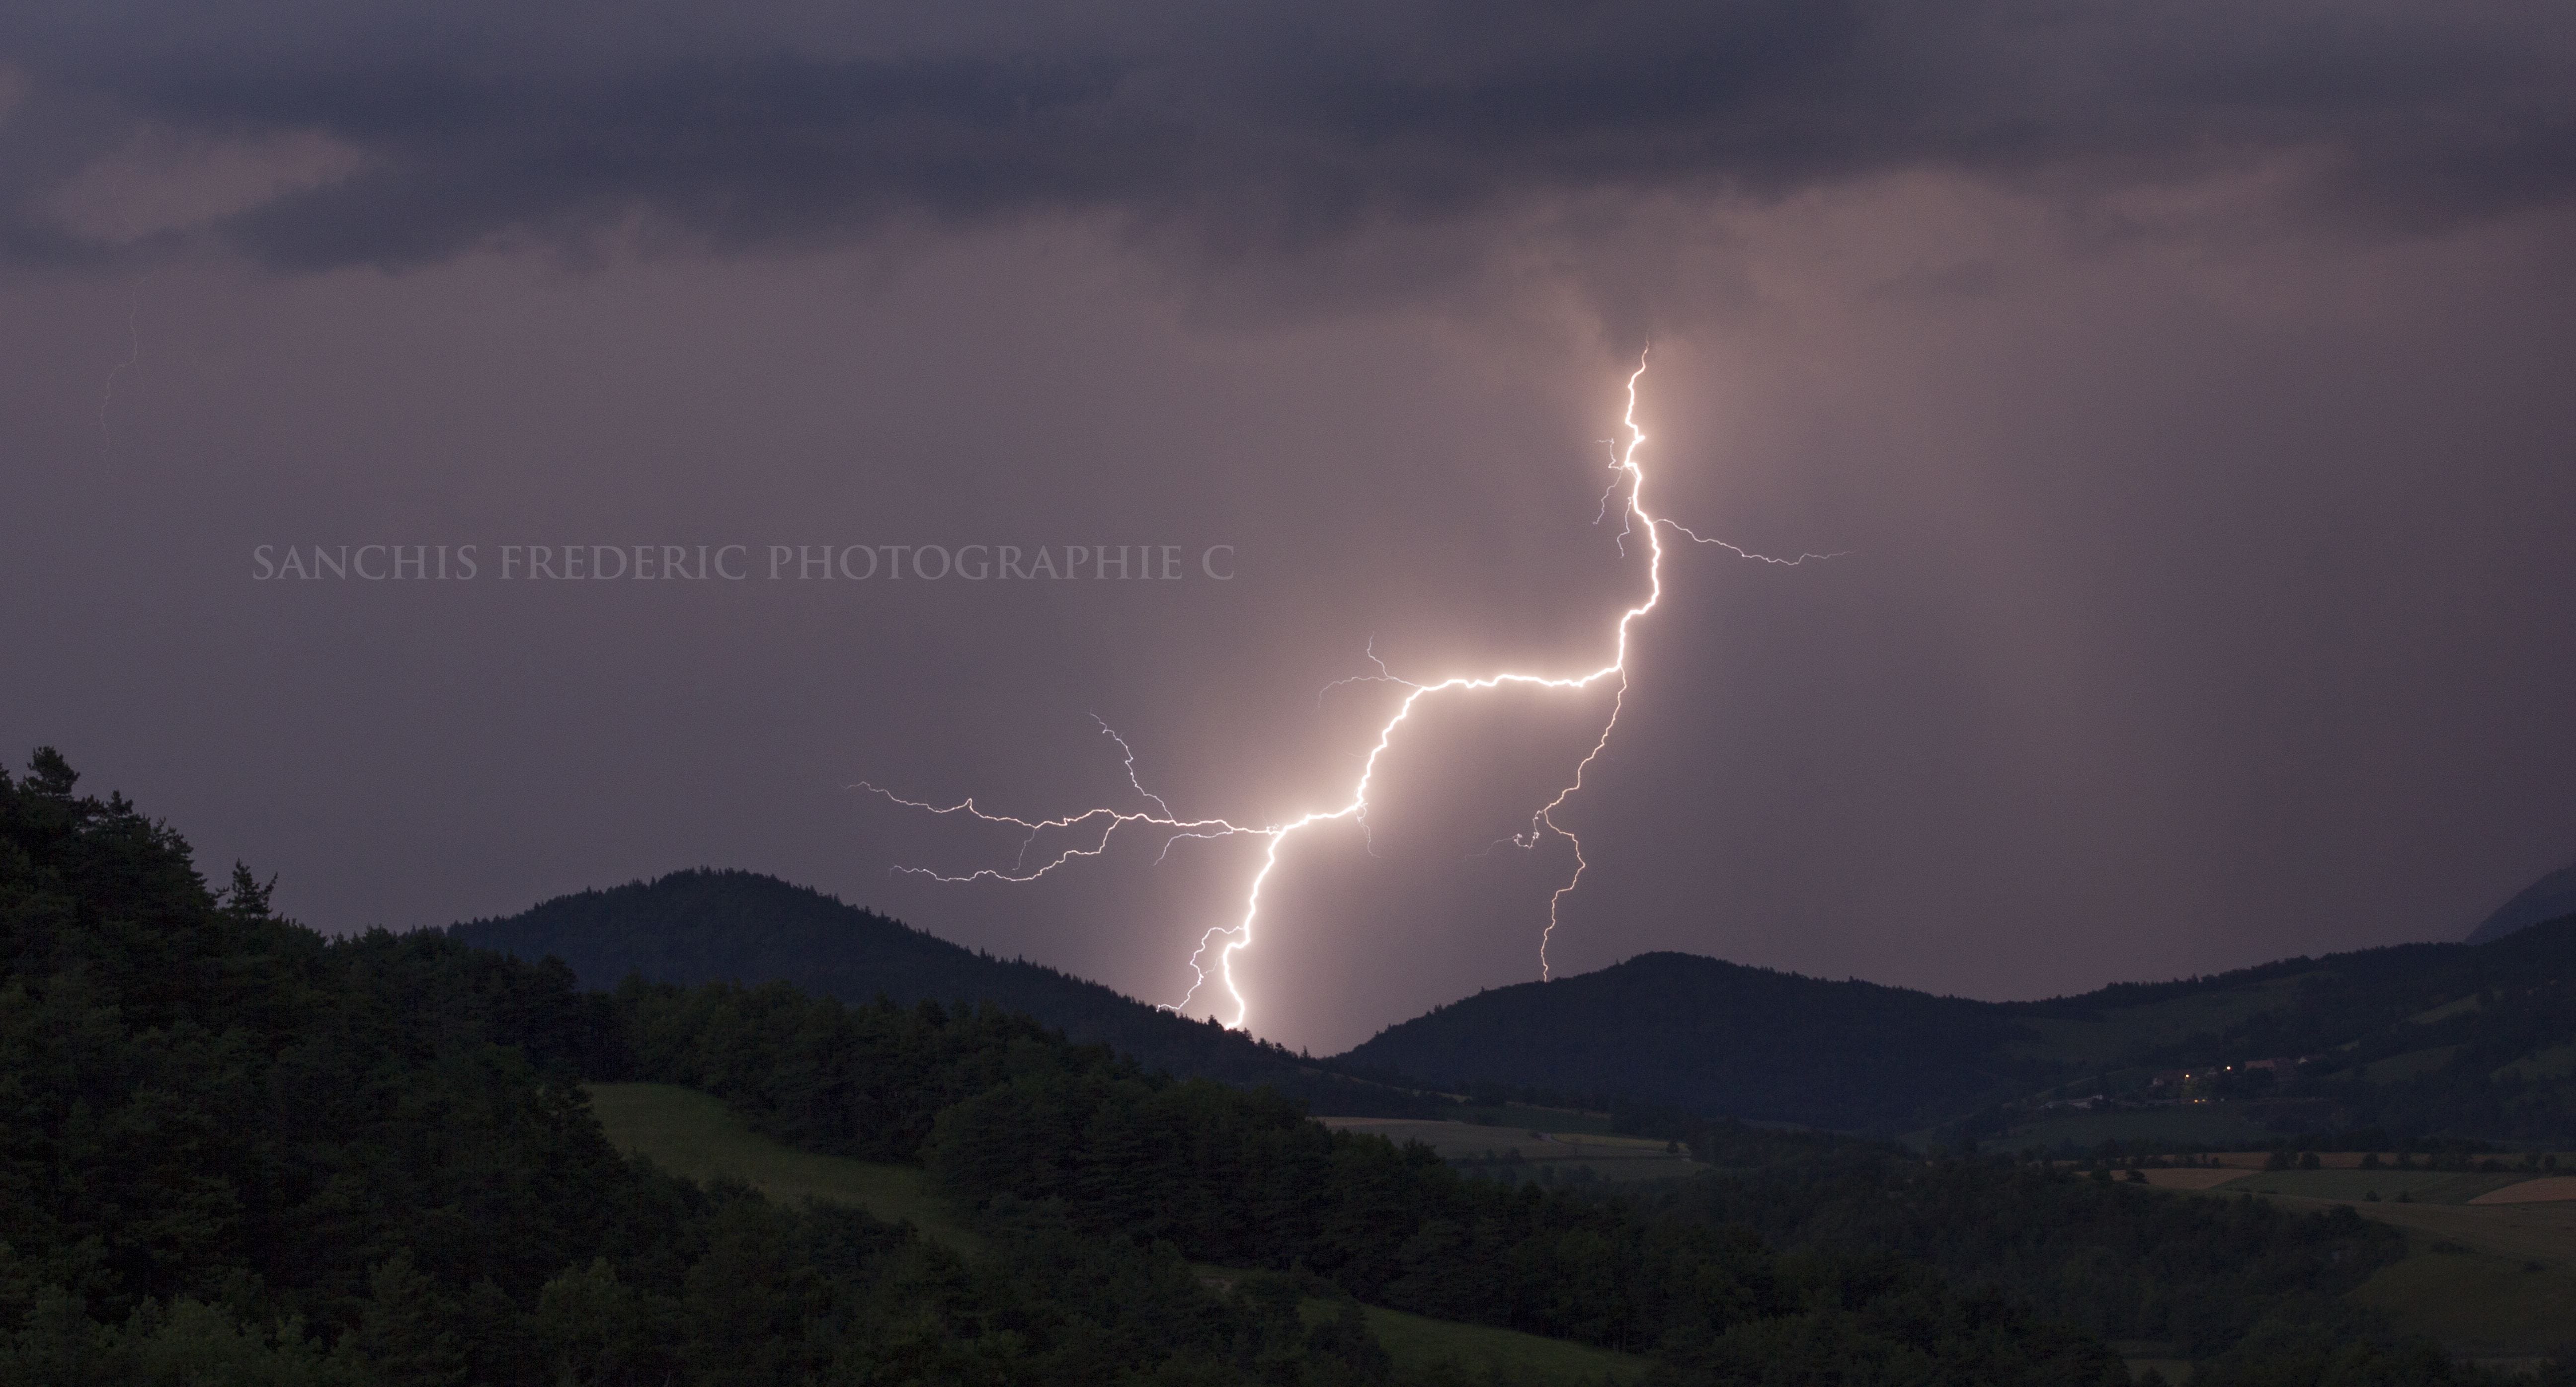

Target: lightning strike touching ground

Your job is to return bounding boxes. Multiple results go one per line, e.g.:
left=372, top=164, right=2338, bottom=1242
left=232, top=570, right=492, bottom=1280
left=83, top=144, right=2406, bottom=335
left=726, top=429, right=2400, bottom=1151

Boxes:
left=861, top=353, right=1831, bottom=1033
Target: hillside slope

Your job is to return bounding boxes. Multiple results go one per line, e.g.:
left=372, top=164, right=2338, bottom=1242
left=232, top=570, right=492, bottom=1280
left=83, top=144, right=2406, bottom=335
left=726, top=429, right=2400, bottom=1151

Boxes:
left=1337, top=953, right=2044, bottom=1134
left=2467, top=857, right=2576, bottom=943
left=1340, top=919, right=2576, bottom=1142
left=455, top=869, right=2576, bottom=1143
left=450, top=869, right=1434, bottom=1115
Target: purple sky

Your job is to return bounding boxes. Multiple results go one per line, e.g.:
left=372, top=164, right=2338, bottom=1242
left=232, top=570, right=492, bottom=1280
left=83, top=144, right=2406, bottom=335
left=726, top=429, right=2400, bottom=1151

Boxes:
left=4, top=0, right=2573, bottom=1054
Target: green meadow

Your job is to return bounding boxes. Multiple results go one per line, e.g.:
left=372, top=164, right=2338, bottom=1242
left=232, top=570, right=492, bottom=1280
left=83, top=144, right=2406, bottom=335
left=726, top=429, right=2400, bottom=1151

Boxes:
left=586, top=1082, right=976, bottom=1251
left=2157, top=1170, right=2576, bottom=1358
left=592, top=1082, right=1650, bottom=1384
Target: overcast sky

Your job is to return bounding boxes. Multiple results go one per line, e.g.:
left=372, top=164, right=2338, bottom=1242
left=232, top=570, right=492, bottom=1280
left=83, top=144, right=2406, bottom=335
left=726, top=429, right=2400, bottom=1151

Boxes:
left=4, top=0, right=2573, bottom=1054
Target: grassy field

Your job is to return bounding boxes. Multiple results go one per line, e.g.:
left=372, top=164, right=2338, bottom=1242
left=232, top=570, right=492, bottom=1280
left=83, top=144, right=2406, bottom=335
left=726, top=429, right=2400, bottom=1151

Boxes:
left=2350, top=1238, right=2576, bottom=1357
left=596, top=1084, right=1649, bottom=1381
left=2290, top=1195, right=2576, bottom=1266
left=1360, top=1305, right=1648, bottom=1383
left=1977, top=1106, right=2274, bottom=1154
left=2481, top=1177, right=2576, bottom=1204
left=2406, top=994, right=2485, bottom=1026
left=1321, top=1116, right=1702, bottom=1183
left=585, top=1082, right=976, bottom=1251
left=2166, top=1170, right=2576, bottom=1262
left=1448, top=1102, right=1623, bottom=1136
left=2137, top=1167, right=2246, bottom=1190
left=2363, top=1046, right=2461, bottom=1084
left=2152, top=1166, right=2576, bottom=1356
left=2218, top=1168, right=2533, bottom=1205
left=2497, top=1042, right=2576, bottom=1084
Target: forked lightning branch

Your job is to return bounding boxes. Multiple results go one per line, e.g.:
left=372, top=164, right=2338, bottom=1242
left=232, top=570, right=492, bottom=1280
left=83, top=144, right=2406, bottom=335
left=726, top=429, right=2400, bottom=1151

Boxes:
left=864, top=355, right=1835, bottom=1033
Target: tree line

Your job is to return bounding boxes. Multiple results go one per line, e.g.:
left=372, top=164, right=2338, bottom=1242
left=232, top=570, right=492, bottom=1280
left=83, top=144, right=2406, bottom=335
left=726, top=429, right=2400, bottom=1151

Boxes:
left=6, top=747, right=2564, bottom=1385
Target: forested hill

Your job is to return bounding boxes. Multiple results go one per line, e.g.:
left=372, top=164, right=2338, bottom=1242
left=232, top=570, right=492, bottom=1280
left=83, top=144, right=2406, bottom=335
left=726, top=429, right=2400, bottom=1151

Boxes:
left=460, top=869, right=2576, bottom=1142
left=1338, top=952, right=2044, bottom=1135
left=451, top=869, right=1436, bottom=1116
left=1340, top=922, right=2576, bottom=1142
left=2, top=748, right=2177, bottom=1384
left=12, top=745, right=2531, bottom=1382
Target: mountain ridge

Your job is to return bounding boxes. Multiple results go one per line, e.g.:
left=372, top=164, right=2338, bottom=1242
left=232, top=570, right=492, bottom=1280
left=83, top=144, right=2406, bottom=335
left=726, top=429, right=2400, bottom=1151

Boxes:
left=1339, top=916, right=2576, bottom=1142
left=449, top=867, right=1440, bottom=1116
left=454, top=867, right=2576, bottom=1144
left=1334, top=950, right=2045, bottom=1133
left=2465, top=856, right=2576, bottom=943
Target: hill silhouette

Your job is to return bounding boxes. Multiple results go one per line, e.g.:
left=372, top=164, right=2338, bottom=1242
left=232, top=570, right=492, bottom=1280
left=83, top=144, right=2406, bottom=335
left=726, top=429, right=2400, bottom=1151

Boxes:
left=1340, top=917, right=2576, bottom=1142
left=453, top=868, right=2576, bottom=1143
left=449, top=869, right=1437, bottom=1116
left=2465, top=856, right=2576, bottom=942
left=19, top=747, right=2158, bottom=1384
left=1338, top=953, right=2041, bottom=1134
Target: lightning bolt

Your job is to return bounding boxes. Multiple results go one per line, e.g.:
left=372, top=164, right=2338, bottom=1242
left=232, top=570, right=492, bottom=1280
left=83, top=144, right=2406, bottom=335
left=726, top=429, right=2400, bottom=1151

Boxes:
left=862, top=352, right=1833, bottom=1032
left=98, top=275, right=149, bottom=458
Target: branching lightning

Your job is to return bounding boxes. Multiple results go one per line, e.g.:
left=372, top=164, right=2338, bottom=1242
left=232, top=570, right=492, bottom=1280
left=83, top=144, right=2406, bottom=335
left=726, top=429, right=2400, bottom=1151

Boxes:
left=1658, top=519, right=1847, bottom=567
left=861, top=353, right=1832, bottom=1032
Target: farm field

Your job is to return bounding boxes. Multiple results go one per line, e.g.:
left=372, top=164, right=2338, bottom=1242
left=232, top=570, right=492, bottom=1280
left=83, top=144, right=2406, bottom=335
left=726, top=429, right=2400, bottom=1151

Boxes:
left=2137, top=1167, right=2244, bottom=1190
left=2169, top=1168, right=2576, bottom=1259
left=585, top=1082, right=976, bottom=1251
left=1447, top=1101, right=1623, bottom=1136
left=1322, top=1116, right=1702, bottom=1182
left=1350, top=1305, right=1649, bottom=1383
left=2156, top=1167, right=2576, bottom=1356
left=2274, top=1194, right=2576, bottom=1266
left=2192, top=1151, right=2395, bottom=1169
left=597, top=1084, right=1646, bottom=1382
left=2481, top=1176, right=2576, bottom=1203
left=2349, top=1240, right=2576, bottom=1358
left=2218, top=1168, right=2535, bottom=1204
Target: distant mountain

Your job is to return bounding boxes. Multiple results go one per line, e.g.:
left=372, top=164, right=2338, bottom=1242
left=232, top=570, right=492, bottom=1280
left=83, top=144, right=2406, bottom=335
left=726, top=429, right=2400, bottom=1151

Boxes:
left=1338, top=954, right=2042, bottom=1135
left=456, top=869, right=2576, bottom=1144
left=2465, top=857, right=2576, bottom=943
left=1338, top=916, right=2576, bottom=1142
left=449, top=869, right=1436, bottom=1116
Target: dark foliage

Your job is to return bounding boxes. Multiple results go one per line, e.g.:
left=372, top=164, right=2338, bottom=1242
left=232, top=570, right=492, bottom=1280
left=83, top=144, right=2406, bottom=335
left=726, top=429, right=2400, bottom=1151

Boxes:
left=9, top=746, right=2558, bottom=1385
left=600, top=970, right=2125, bottom=1378
left=453, top=868, right=1442, bottom=1116
left=0, top=750, right=1447, bottom=1385
left=1340, top=953, right=2048, bottom=1134
left=617, top=975, right=1121, bottom=1162
left=2200, top=921, right=2576, bottom=1142
left=913, top=1062, right=2126, bottom=1383
left=1337, top=925, right=2576, bottom=1143
left=1628, top=1147, right=2403, bottom=1358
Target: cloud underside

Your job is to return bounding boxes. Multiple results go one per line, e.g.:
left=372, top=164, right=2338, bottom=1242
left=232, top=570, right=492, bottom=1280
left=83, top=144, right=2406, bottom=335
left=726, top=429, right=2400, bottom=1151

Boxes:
left=4, top=0, right=2572, bottom=270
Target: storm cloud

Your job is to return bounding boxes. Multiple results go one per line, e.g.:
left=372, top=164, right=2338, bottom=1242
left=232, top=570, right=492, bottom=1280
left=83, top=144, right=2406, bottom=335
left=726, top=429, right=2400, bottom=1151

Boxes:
left=6, top=0, right=2573, bottom=271
left=4, top=0, right=2573, bottom=1056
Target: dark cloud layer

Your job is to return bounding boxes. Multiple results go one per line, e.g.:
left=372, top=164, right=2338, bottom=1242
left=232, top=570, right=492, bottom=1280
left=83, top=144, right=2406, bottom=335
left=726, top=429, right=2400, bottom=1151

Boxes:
left=2, top=1, right=2572, bottom=1056
left=6, top=0, right=2573, bottom=269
